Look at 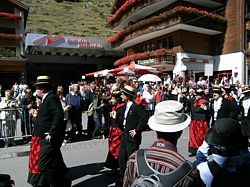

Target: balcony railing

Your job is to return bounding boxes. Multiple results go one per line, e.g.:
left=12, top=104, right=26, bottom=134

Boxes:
left=109, top=0, right=156, bottom=27
left=114, top=48, right=175, bottom=66
left=0, top=33, right=22, bottom=40
left=108, top=6, right=227, bottom=48
left=108, top=0, right=226, bottom=29
left=112, top=0, right=127, bottom=14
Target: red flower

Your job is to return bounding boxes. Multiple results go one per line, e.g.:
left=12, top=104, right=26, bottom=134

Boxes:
left=114, top=48, right=174, bottom=66
left=108, top=0, right=137, bottom=25
left=0, top=12, right=22, bottom=20
left=107, top=6, right=226, bottom=46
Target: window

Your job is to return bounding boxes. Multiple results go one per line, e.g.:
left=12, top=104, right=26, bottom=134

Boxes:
left=162, top=36, right=174, bottom=49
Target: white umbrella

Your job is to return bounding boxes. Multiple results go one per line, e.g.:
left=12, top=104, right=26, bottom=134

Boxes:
left=111, top=64, right=159, bottom=75
left=85, top=69, right=113, bottom=77
left=138, top=74, right=162, bottom=82
left=116, top=69, right=135, bottom=75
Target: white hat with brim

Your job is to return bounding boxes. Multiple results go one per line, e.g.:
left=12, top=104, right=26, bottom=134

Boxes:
left=148, top=100, right=191, bottom=132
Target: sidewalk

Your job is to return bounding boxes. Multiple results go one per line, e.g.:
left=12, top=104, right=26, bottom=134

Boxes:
left=0, top=142, right=30, bottom=159
left=0, top=134, right=104, bottom=160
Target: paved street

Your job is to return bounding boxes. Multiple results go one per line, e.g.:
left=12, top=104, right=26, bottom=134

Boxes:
left=0, top=114, right=194, bottom=187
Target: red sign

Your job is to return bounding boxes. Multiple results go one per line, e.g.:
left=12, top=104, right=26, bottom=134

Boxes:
left=32, top=35, right=64, bottom=45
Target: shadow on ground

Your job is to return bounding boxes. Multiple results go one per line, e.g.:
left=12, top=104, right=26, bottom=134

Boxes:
left=68, top=162, right=117, bottom=187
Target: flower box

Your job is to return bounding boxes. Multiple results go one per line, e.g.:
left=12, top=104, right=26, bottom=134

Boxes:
left=0, top=12, right=22, bottom=20
left=108, top=0, right=158, bottom=27
left=114, top=48, right=175, bottom=65
left=0, top=33, right=22, bottom=40
left=108, top=6, right=227, bottom=47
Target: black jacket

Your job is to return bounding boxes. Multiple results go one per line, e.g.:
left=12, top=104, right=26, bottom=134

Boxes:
left=209, top=97, right=239, bottom=125
left=116, top=103, right=147, bottom=145
left=34, top=92, right=65, bottom=141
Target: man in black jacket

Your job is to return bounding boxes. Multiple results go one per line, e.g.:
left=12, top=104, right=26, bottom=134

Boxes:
left=113, top=85, right=147, bottom=186
left=27, top=76, right=70, bottom=187
left=209, top=86, right=239, bottom=126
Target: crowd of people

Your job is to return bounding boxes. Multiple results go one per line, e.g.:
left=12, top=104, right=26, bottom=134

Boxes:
left=1, top=74, right=250, bottom=186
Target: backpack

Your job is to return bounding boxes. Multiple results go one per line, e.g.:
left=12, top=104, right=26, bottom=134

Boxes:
left=86, top=102, right=94, bottom=117
left=131, top=149, right=194, bottom=187
left=208, top=159, right=250, bottom=187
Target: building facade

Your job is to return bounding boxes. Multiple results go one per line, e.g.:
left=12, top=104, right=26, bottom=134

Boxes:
left=25, top=33, right=124, bottom=88
left=0, top=0, right=28, bottom=89
left=108, top=0, right=249, bottom=84
left=0, top=0, right=124, bottom=90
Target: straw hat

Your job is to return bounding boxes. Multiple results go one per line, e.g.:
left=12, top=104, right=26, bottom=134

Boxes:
left=212, top=85, right=222, bottom=94
left=34, top=75, right=51, bottom=85
left=242, top=86, right=250, bottom=94
left=121, top=85, right=135, bottom=97
left=195, top=88, right=204, bottom=96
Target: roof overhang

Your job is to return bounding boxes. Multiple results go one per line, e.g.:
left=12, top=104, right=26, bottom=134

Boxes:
left=26, top=46, right=124, bottom=57
left=0, top=57, right=26, bottom=72
left=25, top=33, right=124, bottom=57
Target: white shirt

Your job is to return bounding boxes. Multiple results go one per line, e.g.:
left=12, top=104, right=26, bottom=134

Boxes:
left=42, top=93, right=49, bottom=103
left=213, top=97, right=222, bottom=121
left=197, top=154, right=227, bottom=187
left=242, top=96, right=250, bottom=117
left=123, top=101, right=133, bottom=127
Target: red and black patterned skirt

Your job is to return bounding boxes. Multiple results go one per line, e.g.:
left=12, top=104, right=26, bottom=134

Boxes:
left=188, top=120, right=209, bottom=154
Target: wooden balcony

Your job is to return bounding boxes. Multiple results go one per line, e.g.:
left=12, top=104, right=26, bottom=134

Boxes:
left=109, top=0, right=226, bottom=30
left=114, top=48, right=175, bottom=66
left=0, top=57, right=26, bottom=72
left=0, top=18, right=20, bottom=29
left=109, top=9, right=227, bottom=49
left=0, top=33, right=22, bottom=47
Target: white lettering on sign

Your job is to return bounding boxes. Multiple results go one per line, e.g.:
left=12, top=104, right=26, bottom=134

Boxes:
left=78, top=43, right=104, bottom=49
left=138, top=58, right=154, bottom=65
left=66, top=39, right=89, bottom=44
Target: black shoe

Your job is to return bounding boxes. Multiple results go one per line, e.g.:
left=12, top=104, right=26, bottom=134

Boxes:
left=93, top=135, right=101, bottom=139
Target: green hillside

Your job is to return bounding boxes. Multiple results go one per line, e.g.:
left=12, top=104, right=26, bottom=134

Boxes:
left=19, top=0, right=115, bottom=39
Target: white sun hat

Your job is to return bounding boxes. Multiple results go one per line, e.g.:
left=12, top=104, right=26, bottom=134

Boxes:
left=148, top=100, right=191, bottom=132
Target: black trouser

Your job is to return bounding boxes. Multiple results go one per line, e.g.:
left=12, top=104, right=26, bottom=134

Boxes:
left=87, top=116, right=95, bottom=136
left=118, top=140, right=139, bottom=178
left=38, top=139, right=68, bottom=186
left=68, top=108, right=82, bottom=135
